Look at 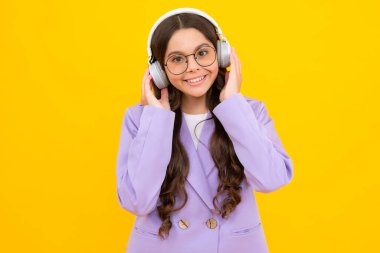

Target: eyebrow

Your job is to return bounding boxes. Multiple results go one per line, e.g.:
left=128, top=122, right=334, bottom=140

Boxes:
left=167, top=43, right=212, bottom=58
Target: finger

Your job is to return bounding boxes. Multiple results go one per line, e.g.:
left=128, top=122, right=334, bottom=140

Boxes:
left=226, top=48, right=234, bottom=76
left=149, top=77, right=155, bottom=93
left=229, top=47, right=235, bottom=72
left=145, top=74, right=153, bottom=94
left=142, top=67, right=150, bottom=86
left=142, top=68, right=150, bottom=104
left=237, top=49, right=242, bottom=76
left=230, top=47, right=238, bottom=78
left=143, top=75, right=151, bottom=101
left=233, top=48, right=242, bottom=79
left=233, top=47, right=242, bottom=81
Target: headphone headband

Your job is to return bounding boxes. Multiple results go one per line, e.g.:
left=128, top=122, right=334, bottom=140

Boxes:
left=147, top=8, right=227, bottom=63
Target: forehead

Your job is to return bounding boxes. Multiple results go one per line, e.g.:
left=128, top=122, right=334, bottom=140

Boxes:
left=165, top=28, right=212, bottom=56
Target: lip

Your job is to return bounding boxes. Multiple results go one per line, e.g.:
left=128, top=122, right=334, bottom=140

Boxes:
left=184, top=74, right=207, bottom=86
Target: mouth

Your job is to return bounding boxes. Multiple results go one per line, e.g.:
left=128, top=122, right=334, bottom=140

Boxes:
left=184, top=75, right=207, bottom=86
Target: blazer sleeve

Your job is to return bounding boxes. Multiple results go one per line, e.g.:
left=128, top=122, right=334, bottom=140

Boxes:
left=212, top=93, right=294, bottom=193
left=116, top=105, right=176, bottom=216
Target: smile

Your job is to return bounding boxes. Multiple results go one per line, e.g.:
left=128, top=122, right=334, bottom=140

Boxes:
left=184, top=75, right=207, bottom=86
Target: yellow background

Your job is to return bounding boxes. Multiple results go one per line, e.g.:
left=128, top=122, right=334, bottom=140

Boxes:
left=1, top=0, right=379, bottom=252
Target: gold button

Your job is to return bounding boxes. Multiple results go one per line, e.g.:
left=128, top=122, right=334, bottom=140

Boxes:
left=206, top=218, right=217, bottom=229
left=178, top=218, right=190, bottom=230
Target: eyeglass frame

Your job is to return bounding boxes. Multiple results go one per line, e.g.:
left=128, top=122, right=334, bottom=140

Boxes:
left=163, top=45, right=217, bottom=75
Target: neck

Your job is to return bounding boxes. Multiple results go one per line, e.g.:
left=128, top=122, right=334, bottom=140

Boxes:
left=181, top=94, right=209, bottom=114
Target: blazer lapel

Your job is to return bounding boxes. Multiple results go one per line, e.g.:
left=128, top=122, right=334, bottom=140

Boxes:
left=180, top=111, right=216, bottom=210
left=195, top=112, right=216, bottom=177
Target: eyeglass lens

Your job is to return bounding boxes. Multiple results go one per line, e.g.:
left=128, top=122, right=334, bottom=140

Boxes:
left=166, top=46, right=216, bottom=75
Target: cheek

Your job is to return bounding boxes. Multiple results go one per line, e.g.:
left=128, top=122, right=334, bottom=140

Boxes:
left=166, top=73, right=185, bottom=90
left=209, top=65, right=219, bottom=80
left=167, top=74, right=183, bottom=85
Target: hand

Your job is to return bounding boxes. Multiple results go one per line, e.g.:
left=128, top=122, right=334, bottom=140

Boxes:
left=219, top=47, right=242, bottom=102
left=141, top=67, right=171, bottom=111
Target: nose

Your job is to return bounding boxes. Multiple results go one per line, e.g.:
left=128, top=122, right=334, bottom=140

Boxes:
left=186, top=54, right=200, bottom=72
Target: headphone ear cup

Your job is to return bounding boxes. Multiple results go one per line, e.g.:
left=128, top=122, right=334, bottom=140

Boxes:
left=149, top=61, right=170, bottom=89
left=217, top=40, right=231, bottom=68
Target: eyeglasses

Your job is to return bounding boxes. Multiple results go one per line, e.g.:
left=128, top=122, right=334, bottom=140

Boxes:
left=164, top=45, right=217, bottom=75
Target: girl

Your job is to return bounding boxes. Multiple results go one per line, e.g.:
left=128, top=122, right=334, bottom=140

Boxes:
left=116, top=8, right=293, bottom=253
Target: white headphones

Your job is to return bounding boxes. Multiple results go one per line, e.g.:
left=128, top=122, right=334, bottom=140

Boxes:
left=147, top=8, right=231, bottom=89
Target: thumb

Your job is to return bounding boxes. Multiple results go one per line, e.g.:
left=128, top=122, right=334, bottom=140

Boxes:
left=160, top=87, right=168, bottom=101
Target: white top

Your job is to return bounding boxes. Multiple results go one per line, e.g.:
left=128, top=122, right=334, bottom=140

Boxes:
left=182, top=111, right=209, bottom=150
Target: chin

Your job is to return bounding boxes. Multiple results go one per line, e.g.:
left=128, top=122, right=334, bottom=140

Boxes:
left=187, top=91, right=207, bottom=98
left=186, top=84, right=212, bottom=97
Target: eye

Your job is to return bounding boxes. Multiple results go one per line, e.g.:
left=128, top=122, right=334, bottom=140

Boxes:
left=170, top=55, right=184, bottom=63
left=197, top=49, right=209, bottom=57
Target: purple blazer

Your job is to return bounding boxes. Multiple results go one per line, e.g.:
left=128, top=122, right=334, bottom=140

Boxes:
left=116, top=92, right=293, bottom=253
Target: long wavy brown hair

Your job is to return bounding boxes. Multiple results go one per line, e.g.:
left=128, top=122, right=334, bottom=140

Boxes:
left=150, top=13, right=246, bottom=240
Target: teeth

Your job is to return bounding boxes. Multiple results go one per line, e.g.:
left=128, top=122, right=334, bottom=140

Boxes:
left=186, top=75, right=205, bottom=83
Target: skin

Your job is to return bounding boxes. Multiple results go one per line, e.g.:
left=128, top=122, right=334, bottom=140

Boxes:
left=141, top=28, right=242, bottom=114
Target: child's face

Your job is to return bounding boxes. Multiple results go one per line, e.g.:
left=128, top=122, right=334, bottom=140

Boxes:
left=164, top=28, right=219, bottom=99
